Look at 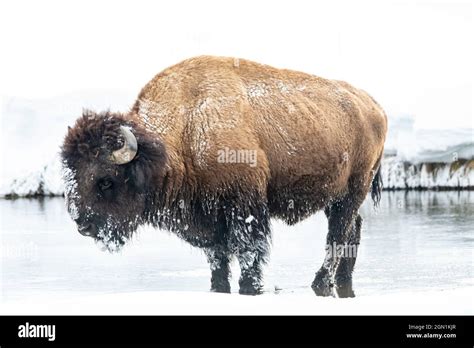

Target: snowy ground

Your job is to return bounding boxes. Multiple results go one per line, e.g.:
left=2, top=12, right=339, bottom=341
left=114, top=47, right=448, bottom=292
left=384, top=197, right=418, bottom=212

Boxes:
left=2, top=288, right=472, bottom=315
left=1, top=191, right=473, bottom=315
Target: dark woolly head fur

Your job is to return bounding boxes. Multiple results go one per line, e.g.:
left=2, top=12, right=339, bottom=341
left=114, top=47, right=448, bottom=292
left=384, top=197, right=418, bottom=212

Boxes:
left=61, top=110, right=167, bottom=252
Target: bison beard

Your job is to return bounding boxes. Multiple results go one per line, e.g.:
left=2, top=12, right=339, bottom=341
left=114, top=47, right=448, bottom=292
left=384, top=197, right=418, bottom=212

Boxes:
left=61, top=56, right=387, bottom=297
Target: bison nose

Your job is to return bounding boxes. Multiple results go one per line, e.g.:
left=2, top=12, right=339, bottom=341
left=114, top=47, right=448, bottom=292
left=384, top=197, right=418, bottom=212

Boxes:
left=77, top=222, right=97, bottom=237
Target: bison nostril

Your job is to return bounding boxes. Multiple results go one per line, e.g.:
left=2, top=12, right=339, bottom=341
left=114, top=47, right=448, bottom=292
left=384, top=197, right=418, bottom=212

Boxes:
left=77, top=222, right=96, bottom=237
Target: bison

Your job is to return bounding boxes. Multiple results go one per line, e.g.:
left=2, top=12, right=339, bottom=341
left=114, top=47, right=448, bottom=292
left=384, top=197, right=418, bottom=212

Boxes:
left=61, top=56, right=387, bottom=297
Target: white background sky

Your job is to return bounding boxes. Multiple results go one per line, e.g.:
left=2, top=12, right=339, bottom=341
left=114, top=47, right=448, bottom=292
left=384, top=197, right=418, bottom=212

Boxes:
left=0, top=0, right=472, bottom=128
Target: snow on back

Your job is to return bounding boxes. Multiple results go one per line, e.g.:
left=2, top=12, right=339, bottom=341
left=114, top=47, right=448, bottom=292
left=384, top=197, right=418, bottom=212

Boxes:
left=137, top=98, right=172, bottom=134
left=247, top=83, right=267, bottom=98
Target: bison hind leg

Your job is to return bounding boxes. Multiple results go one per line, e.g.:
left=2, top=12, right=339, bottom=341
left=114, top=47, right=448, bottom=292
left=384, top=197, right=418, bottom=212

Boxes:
left=334, top=213, right=362, bottom=298
left=312, top=193, right=364, bottom=298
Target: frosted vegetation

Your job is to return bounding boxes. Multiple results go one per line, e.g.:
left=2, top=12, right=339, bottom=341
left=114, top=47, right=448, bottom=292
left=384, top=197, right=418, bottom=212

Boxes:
left=0, top=93, right=472, bottom=198
left=382, top=114, right=473, bottom=189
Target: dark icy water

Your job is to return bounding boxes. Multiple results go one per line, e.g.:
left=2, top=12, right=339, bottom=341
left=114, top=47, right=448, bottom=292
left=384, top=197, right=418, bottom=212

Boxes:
left=1, top=191, right=472, bottom=302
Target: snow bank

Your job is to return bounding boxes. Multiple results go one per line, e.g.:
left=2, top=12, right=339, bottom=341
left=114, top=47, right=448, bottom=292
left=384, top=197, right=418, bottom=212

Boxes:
left=382, top=113, right=473, bottom=189
left=2, top=155, right=64, bottom=197
left=382, top=157, right=474, bottom=190
left=1, top=286, right=472, bottom=315
left=0, top=93, right=472, bottom=197
left=385, top=113, right=473, bottom=163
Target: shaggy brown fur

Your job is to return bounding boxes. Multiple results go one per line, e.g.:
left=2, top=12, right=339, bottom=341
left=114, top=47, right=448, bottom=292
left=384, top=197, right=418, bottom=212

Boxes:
left=62, top=56, right=387, bottom=296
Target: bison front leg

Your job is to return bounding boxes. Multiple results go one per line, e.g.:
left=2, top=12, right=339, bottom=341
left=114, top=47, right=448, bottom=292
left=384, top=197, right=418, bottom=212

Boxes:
left=237, top=245, right=267, bottom=295
left=229, top=205, right=271, bottom=295
left=205, top=247, right=232, bottom=293
left=312, top=195, right=361, bottom=297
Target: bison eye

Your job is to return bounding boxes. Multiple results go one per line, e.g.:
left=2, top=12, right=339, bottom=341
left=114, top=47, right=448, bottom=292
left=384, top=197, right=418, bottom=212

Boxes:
left=98, top=178, right=114, bottom=191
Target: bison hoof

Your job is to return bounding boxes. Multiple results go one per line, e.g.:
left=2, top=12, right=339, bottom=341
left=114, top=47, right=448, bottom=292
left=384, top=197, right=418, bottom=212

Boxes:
left=210, top=282, right=231, bottom=294
left=238, top=277, right=263, bottom=295
left=239, top=286, right=263, bottom=295
left=336, top=286, right=355, bottom=298
left=311, top=282, right=334, bottom=297
left=311, top=270, right=335, bottom=297
left=335, top=278, right=355, bottom=298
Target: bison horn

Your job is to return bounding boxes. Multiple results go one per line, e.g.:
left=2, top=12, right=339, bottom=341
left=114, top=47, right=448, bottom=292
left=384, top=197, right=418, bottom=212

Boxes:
left=109, top=126, right=138, bottom=164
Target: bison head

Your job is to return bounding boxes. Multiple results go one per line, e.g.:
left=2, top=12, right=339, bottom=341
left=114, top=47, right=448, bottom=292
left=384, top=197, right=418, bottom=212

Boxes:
left=61, top=110, right=167, bottom=252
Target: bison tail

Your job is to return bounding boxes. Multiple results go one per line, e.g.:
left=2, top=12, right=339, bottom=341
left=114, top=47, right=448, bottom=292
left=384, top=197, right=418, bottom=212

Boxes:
left=371, top=164, right=383, bottom=207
